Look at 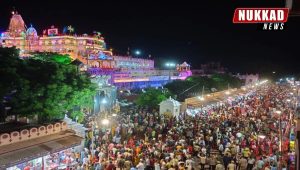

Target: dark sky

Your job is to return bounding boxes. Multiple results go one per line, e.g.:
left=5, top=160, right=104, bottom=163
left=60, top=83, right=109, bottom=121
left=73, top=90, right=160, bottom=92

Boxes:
left=1, top=0, right=299, bottom=74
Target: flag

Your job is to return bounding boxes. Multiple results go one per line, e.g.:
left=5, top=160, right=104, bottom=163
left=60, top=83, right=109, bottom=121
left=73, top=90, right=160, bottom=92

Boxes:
left=67, top=25, right=74, bottom=34
left=63, top=26, right=68, bottom=34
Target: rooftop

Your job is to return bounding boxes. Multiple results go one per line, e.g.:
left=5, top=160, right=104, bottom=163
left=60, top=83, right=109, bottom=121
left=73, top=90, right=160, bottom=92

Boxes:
left=160, top=97, right=181, bottom=107
left=0, top=129, right=83, bottom=168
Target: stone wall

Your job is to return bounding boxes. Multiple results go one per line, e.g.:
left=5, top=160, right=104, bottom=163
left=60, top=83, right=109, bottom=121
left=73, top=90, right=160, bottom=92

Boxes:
left=0, top=122, right=68, bottom=146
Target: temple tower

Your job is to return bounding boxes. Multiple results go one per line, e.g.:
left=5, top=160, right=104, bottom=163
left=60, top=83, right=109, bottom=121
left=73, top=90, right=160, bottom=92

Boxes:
left=8, top=11, right=26, bottom=37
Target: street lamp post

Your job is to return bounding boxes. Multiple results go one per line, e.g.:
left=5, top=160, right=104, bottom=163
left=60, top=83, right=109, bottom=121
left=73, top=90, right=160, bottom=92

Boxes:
left=198, top=86, right=205, bottom=101
left=276, top=110, right=283, bottom=168
left=102, top=98, right=107, bottom=114
left=165, top=62, right=176, bottom=82
left=225, top=83, right=231, bottom=95
left=91, top=119, right=97, bottom=159
left=135, top=50, right=141, bottom=56
left=257, top=134, right=266, bottom=150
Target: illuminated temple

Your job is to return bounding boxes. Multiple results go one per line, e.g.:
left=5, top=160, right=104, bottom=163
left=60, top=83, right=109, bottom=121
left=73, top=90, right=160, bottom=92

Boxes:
left=0, top=11, right=193, bottom=169
left=0, top=11, right=192, bottom=89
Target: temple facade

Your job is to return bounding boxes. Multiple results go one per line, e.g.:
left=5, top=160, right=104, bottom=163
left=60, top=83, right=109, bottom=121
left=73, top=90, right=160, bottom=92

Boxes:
left=0, top=12, right=110, bottom=59
left=0, top=11, right=192, bottom=89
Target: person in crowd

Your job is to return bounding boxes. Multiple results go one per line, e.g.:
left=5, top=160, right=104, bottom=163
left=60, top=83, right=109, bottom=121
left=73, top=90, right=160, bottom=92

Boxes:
left=137, top=159, right=145, bottom=170
left=216, top=161, right=225, bottom=170
left=63, top=84, right=295, bottom=170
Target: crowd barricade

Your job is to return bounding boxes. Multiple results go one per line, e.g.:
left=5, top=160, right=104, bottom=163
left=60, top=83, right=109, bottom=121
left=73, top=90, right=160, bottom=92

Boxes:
left=0, top=122, right=68, bottom=146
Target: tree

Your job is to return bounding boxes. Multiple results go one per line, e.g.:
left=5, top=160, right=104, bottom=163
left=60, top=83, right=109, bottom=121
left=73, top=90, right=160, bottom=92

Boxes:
left=165, top=74, right=243, bottom=101
left=70, top=110, right=84, bottom=123
left=164, top=80, right=194, bottom=101
left=0, top=48, right=96, bottom=123
left=31, top=52, right=72, bottom=65
left=210, top=74, right=242, bottom=90
left=136, top=88, right=172, bottom=108
left=0, top=47, right=22, bottom=121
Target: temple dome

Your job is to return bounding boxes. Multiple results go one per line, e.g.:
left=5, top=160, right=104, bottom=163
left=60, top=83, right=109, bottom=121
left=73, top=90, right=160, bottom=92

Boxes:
left=26, top=25, right=38, bottom=37
left=181, top=62, right=190, bottom=67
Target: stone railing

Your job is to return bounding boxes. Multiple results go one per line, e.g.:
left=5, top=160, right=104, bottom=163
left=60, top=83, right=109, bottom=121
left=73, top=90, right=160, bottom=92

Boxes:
left=0, top=122, right=68, bottom=146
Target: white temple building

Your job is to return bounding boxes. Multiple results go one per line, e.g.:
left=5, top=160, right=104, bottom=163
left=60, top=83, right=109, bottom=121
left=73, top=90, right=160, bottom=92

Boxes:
left=159, top=97, right=181, bottom=118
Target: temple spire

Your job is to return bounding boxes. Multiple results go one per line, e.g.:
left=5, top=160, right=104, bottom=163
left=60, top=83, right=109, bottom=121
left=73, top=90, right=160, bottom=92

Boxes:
left=8, top=11, right=26, bottom=37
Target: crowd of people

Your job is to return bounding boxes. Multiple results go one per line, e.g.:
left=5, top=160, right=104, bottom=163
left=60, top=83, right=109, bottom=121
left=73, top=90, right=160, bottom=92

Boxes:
left=67, top=83, right=296, bottom=170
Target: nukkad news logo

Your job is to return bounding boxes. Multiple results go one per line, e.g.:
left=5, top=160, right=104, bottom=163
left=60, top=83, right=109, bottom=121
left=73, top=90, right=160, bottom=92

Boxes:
left=233, top=8, right=289, bottom=30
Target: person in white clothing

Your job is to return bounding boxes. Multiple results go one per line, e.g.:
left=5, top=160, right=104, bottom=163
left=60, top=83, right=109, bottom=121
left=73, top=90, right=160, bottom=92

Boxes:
left=154, top=161, right=161, bottom=170
left=137, top=160, right=145, bottom=170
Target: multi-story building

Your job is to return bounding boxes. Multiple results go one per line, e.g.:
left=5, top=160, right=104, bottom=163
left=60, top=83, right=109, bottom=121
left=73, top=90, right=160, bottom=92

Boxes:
left=1, top=11, right=192, bottom=90
left=0, top=11, right=111, bottom=59
left=199, top=62, right=226, bottom=74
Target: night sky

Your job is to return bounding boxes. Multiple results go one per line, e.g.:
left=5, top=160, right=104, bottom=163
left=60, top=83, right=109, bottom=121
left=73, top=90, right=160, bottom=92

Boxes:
left=1, top=0, right=300, bottom=74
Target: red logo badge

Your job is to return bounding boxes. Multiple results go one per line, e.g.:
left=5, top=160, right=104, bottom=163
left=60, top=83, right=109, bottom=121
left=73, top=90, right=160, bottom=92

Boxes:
left=233, top=8, right=289, bottom=23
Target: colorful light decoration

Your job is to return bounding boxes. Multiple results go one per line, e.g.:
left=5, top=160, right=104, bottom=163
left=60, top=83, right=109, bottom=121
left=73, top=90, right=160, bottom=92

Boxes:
left=166, top=62, right=176, bottom=67
left=1, top=12, right=193, bottom=90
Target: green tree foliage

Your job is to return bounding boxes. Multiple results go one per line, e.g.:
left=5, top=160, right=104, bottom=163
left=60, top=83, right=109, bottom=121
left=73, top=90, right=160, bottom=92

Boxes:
left=165, top=74, right=242, bottom=101
left=136, top=88, right=172, bottom=108
left=70, top=110, right=84, bottom=123
left=32, top=52, right=72, bottom=65
left=0, top=48, right=96, bottom=123
left=0, top=47, right=21, bottom=100
left=0, top=47, right=22, bottom=122
left=210, top=74, right=242, bottom=90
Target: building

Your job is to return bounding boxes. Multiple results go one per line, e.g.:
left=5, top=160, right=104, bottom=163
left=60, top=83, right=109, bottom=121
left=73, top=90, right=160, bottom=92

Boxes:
left=199, top=62, right=226, bottom=74
left=191, top=62, right=227, bottom=77
left=91, top=75, right=117, bottom=114
left=0, top=11, right=192, bottom=90
left=159, top=97, right=181, bottom=118
left=236, top=74, right=259, bottom=85
left=0, top=122, right=83, bottom=169
left=0, top=12, right=111, bottom=59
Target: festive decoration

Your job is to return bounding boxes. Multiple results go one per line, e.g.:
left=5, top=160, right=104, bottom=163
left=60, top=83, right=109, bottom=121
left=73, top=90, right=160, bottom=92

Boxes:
left=62, top=26, right=68, bottom=34
left=67, top=25, right=74, bottom=34
left=0, top=11, right=192, bottom=90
